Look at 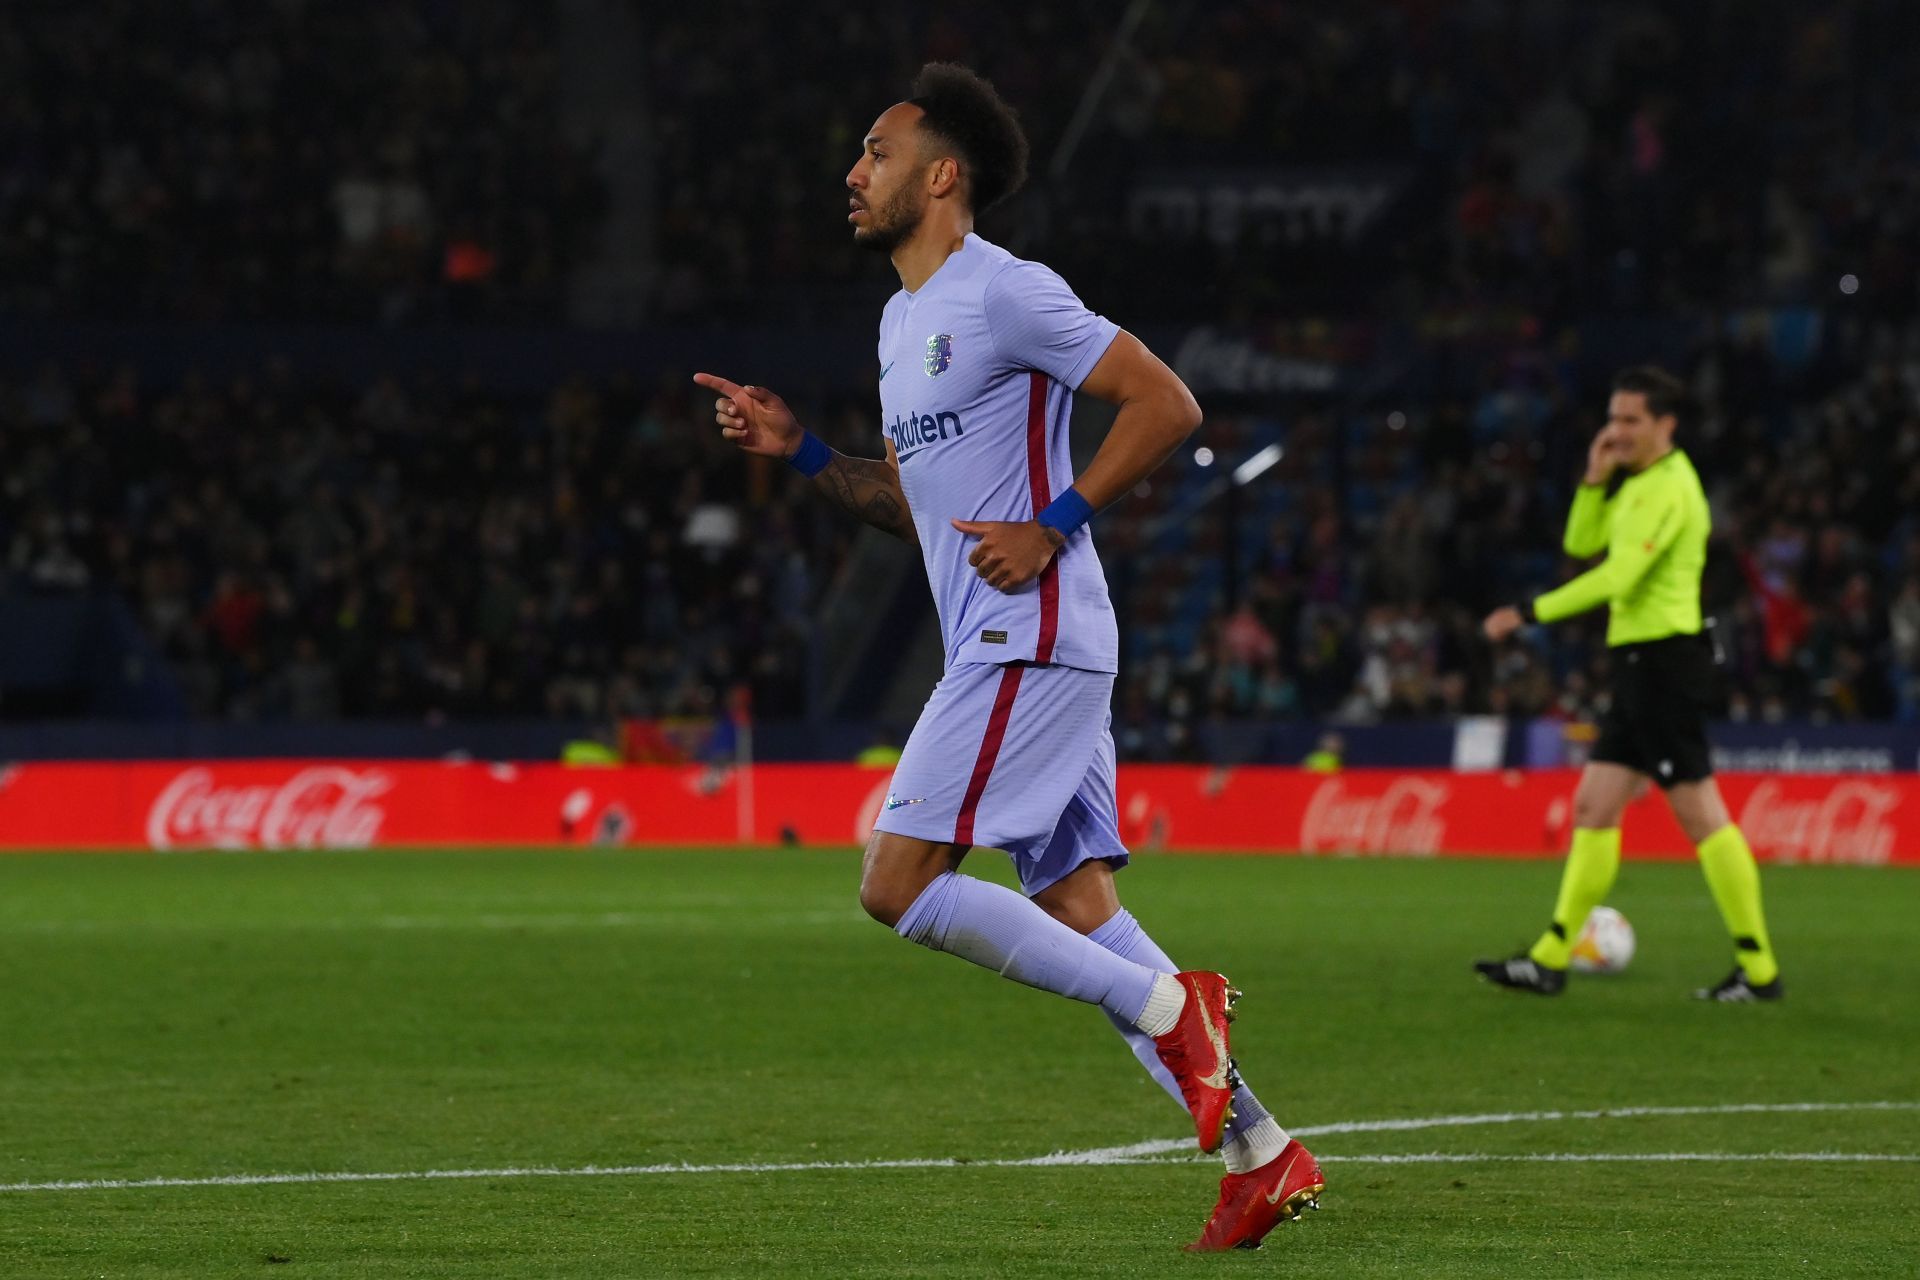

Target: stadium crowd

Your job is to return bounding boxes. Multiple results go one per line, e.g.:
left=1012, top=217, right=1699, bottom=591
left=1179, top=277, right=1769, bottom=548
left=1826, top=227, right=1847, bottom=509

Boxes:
left=3, top=0, right=1919, bottom=740
left=17, top=2, right=1908, bottom=330
left=0, top=0, right=605, bottom=324
left=4, top=322, right=1917, bottom=732
left=646, top=0, right=1920, bottom=326
left=1107, top=319, right=1920, bottom=757
left=1, top=363, right=877, bottom=721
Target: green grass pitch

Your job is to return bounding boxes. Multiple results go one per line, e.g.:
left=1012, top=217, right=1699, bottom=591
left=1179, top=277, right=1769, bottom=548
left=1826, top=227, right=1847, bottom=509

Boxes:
left=0, top=847, right=1915, bottom=1277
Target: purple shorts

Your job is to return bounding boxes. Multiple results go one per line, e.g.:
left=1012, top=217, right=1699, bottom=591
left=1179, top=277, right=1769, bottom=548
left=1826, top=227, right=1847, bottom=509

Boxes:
left=872, top=661, right=1128, bottom=895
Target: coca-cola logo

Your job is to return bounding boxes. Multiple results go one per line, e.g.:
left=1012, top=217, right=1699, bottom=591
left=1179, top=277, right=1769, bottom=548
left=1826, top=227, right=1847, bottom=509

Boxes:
left=1299, top=777, right=1449, bottom=855
left=145, top=767, right=393, bottom=850
left=1737, top=780, right=1901, bottom=866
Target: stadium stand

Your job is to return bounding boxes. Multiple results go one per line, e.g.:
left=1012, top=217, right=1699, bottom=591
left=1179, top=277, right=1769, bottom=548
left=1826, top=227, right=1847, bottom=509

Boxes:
left=0, top=0, right=605, bottom=322
left=1, top=0, right=1916, bottom=750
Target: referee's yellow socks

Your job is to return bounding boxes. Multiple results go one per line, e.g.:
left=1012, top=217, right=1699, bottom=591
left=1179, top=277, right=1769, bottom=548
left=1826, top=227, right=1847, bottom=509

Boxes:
left=1697, top=824, right=1779, bottom=985
left=1528, top=827, right=1621, bottom=970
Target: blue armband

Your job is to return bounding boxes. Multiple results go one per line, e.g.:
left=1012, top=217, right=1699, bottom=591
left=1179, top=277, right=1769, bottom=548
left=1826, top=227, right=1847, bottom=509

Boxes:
left=1036, top=487, right=1094, bottom=539
left=785, top=431, right=831, bottom=478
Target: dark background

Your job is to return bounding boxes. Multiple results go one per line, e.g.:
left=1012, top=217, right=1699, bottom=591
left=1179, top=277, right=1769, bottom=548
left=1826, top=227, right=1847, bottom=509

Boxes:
left=2, top=0, right=1916, bottom=762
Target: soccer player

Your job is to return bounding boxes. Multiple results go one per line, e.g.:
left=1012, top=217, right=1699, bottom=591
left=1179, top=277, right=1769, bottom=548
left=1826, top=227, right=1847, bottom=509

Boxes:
left=1475, top=366, right=1784, bottom=1002
left=695, top=64, right=1322, bottom=1251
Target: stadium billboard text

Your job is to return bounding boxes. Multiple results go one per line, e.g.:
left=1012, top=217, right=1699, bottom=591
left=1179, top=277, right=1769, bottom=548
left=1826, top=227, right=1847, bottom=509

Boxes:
left=0, top=762, right=1914, bottom=865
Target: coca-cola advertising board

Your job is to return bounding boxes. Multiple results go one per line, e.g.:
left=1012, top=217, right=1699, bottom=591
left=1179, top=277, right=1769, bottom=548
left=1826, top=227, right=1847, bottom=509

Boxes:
left=0, top=762, right=1912, bottom=864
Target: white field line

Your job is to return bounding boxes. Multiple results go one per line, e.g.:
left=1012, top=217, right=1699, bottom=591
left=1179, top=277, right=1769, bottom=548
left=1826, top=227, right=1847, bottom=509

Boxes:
left=1331, top=1152, right=1920, bottom=1164
left=1024, top=1100, right=1920, bottom=1164
left=1292, top=1099, right=1920, bottom=1138
left=2, top=1100, right=1914, bottom=1194
left=5, top=1152, right=1918, bottom=1195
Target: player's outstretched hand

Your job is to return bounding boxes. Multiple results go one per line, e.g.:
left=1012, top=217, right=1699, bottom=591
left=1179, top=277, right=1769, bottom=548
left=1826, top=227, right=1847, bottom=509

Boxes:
left=952, top=518, right=1063, bottom=592
left=1482, top=605, right=1524, bottom=642
left=693, top=372, right=803, bottom=460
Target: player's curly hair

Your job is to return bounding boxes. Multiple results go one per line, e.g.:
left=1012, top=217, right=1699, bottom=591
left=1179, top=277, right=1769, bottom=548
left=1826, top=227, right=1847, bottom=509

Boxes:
left=1612, top=365, right=1691, bottom=427
left=909, top=63, right=1029, bottom=215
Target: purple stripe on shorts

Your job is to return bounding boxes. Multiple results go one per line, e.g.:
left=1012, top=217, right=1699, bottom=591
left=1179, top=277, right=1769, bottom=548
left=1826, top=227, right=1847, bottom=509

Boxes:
left=955, top=665, right=1024, bottom=844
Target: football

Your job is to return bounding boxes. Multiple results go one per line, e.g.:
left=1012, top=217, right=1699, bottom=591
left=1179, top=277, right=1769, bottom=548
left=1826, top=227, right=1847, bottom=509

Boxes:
left=1569, top=906, right=1636, bottom=974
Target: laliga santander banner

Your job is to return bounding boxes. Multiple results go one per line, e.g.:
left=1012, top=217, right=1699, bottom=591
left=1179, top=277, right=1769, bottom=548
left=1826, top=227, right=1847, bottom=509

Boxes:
left=0, top=761, right=1913, bottom=865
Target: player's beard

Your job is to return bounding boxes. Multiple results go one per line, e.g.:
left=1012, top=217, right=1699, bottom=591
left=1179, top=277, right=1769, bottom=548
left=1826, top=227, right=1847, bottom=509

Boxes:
left=852, top=185, right=924, bottom=254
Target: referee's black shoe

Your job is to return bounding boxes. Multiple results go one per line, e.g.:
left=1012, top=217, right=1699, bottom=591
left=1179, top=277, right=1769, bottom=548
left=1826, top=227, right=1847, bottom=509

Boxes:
left=1473, top=954, right=1566, bottom=995
left=1693, top=968, right=1784, bottom=1002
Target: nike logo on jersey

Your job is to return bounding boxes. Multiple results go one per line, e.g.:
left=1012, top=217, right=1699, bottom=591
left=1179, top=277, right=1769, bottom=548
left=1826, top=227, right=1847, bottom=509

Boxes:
left=884, top=794, right=926, bottom=811
left=879, top=361, right=894, bottom=381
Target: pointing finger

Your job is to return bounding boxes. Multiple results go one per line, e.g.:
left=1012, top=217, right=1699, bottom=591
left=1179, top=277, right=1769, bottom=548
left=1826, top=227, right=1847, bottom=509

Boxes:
left=693, top=371, right=745, bottom=398
left=952, top=519, right=988, bottom=535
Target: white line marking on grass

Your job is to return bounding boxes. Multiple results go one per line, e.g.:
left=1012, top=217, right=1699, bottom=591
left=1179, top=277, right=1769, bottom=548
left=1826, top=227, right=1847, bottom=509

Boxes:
left=1325, top=1152, right=1920, bottom=1165
left=1291, top=1099, right=1920, bottom=1139
left=3, top=1100, right=1913, bottom=1194
left=5, top=1151, right=1915, bottom=1195
left=1019, top=1100, right=1920, bottom=1164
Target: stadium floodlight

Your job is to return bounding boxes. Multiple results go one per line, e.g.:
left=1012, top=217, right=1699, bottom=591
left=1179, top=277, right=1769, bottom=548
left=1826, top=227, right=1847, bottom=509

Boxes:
left=1232, top=443, right=1283, bottom=487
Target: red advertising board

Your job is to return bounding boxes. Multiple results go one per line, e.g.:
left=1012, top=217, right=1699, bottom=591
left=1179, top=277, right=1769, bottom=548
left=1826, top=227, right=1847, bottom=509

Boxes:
left=0, top=761, right=1912, bottom=865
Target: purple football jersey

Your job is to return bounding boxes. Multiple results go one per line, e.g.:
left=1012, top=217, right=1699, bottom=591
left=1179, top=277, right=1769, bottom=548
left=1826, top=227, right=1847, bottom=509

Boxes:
left=878, top=234, right=1121, bottom=672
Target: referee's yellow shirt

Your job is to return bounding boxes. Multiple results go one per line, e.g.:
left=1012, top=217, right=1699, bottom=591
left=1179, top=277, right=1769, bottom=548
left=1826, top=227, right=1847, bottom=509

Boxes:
left=1531, top=448, right=1708, bottom=646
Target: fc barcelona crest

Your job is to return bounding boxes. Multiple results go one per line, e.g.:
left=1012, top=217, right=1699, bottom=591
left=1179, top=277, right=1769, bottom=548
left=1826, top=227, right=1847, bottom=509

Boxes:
left=924, top=333, right=954, bottom=376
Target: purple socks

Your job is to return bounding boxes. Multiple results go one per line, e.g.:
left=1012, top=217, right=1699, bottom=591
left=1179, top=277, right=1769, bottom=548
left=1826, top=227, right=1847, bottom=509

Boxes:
left=894, top=877, right=1279, bottom=1155
left=1086, top=908, right=1276, bottom=1150
left=894, top=871, right=1159, bottom=1025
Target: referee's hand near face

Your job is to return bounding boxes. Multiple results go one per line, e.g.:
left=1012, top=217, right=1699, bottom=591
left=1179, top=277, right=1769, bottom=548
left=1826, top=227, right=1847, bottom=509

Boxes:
left=1483, top=607, right=1520, bottom=642
left=1483, top=602, right=1534, bottom=642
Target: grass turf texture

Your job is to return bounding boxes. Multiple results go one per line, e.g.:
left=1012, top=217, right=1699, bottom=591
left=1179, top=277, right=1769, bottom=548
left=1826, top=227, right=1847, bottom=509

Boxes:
left=0, top=848, right=1915, bottom=1278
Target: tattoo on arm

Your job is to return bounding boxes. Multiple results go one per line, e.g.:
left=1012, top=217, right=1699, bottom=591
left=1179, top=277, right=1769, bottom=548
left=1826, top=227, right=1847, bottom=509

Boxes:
left=813, top=452, right=917, bottom=544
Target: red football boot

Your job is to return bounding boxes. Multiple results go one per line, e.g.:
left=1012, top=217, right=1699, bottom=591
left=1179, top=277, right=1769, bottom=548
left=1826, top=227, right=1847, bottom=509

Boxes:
left=1185, top=1139, right=1326, bottom=1252
left=1150, top=971, right=1240, bottom=1153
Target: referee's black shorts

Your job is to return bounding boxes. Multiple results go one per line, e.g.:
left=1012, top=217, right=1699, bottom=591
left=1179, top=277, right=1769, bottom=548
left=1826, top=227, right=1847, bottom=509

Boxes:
left=1590, top=631, right=1721, bottom=788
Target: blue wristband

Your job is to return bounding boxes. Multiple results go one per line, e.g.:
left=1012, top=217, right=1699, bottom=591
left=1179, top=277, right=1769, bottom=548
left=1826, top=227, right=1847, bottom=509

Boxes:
left=1036, top=487, right=1094, bottom=539
left=785, top=431, right=830, bottom=478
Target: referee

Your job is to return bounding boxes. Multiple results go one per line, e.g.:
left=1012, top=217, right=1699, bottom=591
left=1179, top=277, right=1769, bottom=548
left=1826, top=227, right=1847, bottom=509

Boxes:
left=1474, top=366, right=1783, bottom=1001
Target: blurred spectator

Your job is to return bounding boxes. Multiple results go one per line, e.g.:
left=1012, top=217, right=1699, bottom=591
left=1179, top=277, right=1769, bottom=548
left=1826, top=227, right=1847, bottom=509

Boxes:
left=1113, top=312, right=1920, bottom=747
left=0, top=0, right=605, bottom=323
left=0, top=364, right=870, bottom=722
left=1, top=329, right=1914, bottom=734
left=3, top=0, right=1919, bottom=746
left=641, top=0, right=1920, bottom=325
left=1303, top=732, right=1343, bottom=773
